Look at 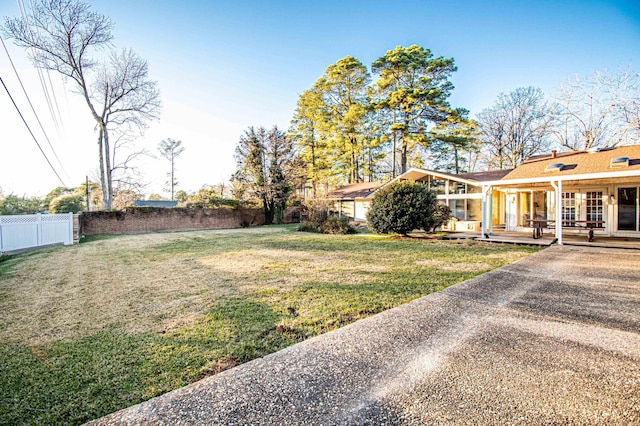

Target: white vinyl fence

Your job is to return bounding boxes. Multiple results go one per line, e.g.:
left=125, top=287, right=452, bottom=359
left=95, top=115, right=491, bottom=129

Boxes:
left=0, top=213, right=74, bottom=253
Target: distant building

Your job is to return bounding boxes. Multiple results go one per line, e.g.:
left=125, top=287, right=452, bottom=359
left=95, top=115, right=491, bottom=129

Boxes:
left=132, top=200, right=178, bottom=208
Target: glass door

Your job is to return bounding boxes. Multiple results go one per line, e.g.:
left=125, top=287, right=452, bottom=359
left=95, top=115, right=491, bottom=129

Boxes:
left=585, top=191, right=604, bottom=228
left=561, top=192, right=576, bottom=227
left=618, top=187, right=638, bottom=231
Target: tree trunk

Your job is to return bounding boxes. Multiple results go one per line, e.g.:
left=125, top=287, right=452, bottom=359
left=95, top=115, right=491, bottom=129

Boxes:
left=103, top=123, right=113, bottom=209
left=97, top=128, right=108, bottom=209
left=400, top=130, right=408, bottom=175
left=170, top=155, right=175, bottom=200
left=400, top=118, right=410, bottom=174
left=454, top=146, right=460, bottom=174
left=310, top=138, right=317, bottom=199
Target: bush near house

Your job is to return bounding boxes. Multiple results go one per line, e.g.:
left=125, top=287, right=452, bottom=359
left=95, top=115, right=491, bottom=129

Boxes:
left=298, top=207, right=356, bottom=235
left=367, top=180, right=447, bottom=235
left=426, top=204, right=452, bottom=232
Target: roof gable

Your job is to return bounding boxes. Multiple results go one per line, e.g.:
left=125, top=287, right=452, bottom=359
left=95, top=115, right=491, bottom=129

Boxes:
left=395, top=167, right=511, bottom=185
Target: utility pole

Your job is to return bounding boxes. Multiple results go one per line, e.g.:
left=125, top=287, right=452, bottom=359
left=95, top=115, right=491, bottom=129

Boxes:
left=85, top=176, right=90, bottom=211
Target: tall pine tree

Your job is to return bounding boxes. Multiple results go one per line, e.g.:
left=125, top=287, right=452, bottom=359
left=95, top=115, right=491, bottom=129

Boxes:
left=233, top=126, right=299, bottom=224
left=372, top=45, right=457, bottom=176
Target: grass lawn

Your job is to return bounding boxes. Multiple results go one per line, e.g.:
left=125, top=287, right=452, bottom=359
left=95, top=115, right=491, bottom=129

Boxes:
left=0, top=225, right=539, bottom=425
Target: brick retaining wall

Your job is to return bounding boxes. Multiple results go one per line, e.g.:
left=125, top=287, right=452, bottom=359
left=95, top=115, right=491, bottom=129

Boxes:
left=80, top=207, right=267, bottom=235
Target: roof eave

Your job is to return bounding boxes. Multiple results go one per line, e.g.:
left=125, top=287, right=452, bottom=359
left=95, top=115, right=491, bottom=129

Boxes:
left=483, top=169, right=640, bottom=187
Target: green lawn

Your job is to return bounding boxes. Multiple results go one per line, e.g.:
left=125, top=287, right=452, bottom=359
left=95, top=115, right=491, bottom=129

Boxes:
left=0, top=225, right=539, bottom=425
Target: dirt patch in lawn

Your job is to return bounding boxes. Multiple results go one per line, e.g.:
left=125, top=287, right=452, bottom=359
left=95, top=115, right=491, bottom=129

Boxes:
left=200, top=249, right=386, bottom=288
left=415, top=259, right=492, bottom=272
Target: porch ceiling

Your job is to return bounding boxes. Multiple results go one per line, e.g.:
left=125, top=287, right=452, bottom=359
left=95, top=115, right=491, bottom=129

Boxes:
left=493, top=176, right=640, bottom=191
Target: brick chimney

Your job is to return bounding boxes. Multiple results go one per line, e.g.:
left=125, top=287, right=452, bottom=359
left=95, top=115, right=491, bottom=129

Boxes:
left=551, top=150, right=557, bottom=158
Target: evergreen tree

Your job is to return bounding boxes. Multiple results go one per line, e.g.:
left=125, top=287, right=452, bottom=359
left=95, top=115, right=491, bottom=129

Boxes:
left=372, top=45, right=457, bottom=176
left=158, top=139, right=185, bottom=200
left=429, top=108, right=479, bottom=174
left=289, top=88, right=331, bottom=197
left=315, top=56, right=371, bottom=184
left=234, top=126, right=299, bottom=224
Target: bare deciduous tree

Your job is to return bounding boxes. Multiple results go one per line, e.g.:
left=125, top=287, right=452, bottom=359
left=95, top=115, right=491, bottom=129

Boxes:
left=553, top=68, right=639, bottom=150
left=477, top=87, right=554, bottom=169
left=3, top=0, right=160, bottom=209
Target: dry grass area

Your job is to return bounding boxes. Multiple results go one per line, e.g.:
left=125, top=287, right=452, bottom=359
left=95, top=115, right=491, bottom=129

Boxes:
left=0, top=228, right=287, bottom=345
left=0, top=225, right=539, bottom=425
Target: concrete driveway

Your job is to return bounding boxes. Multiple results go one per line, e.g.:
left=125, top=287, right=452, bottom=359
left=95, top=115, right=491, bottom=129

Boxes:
left=90, top=245, right=640, bottom=425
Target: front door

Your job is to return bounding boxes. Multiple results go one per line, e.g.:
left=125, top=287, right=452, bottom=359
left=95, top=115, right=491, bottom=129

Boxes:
left=618, top=187, right=638, bottom=231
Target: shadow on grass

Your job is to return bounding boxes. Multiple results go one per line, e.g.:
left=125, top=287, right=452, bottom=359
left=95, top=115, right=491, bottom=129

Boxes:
left=0, top=298, right=298, bottom=426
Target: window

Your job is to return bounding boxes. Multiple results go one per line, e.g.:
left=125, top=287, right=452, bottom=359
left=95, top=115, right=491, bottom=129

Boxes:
left=467, top=185, right=482, bottom=194
left=429, top=178, right=446, bottom=195
left=448, top=181, right=466, bottom=194
left=586, top=192, right=603, bottom=228
left=610, top=157, right=630, bottom=168
left=561, top=192, right=576, bottom=226
left=449, top=199, right=465, bottom=220
left=545, top=163, right=564, bottom=172
left=467, top=199, right=481, bottom=221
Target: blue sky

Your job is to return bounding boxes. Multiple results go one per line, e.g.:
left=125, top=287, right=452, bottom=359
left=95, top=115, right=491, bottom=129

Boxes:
left=1, top=0, right=639, bottom=197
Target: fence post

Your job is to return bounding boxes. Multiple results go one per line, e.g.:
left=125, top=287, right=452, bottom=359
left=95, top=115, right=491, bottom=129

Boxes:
left=67, top=212, right=73, bottom=245
left=37, top=213, right=42, bottom=246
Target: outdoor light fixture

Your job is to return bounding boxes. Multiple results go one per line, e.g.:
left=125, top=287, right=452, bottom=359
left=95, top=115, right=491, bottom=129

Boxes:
left=610, top=194, right=615, bottom=203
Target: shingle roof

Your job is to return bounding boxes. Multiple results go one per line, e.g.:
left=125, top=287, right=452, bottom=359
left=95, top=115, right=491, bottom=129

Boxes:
left=501, top=145, right=640, bottom=181
left=325, top=182, right=383, bottom=199
left=456, top=169, right=513, bottom=182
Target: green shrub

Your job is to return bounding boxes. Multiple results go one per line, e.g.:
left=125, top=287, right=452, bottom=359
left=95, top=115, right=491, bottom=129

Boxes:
left=366, top=180, right=439, bottom=235
left=321, top=215, right=356, bottom=234
left=298, top=209, right=355, bottom=235
left=425, top=203, right=452, bottom=232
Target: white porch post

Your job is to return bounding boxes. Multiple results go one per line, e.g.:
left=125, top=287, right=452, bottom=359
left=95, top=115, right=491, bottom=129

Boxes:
left=530, top=191, right=534, bottom=222
left=488, top=186, right=493, bottom=235
left=551, top=180, right=563, bottom=245
left=481, top=185, right=487, bottom=237
left=481, top=185, right=493, bottom=237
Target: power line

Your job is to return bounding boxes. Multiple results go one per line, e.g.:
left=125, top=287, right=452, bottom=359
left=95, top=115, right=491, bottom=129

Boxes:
left=0, top=34, right=67, bottom=176
left=1, top=76, right=67, bottom=187
left=17, top=0, right=65, bottom=137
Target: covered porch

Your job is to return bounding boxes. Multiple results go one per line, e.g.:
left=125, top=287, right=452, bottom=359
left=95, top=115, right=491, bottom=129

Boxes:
left=480, top=172, right=640, bottom=244
left=445, top=230, right=640, bottom=249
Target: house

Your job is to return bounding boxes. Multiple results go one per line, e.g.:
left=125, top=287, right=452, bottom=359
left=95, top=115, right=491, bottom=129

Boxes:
left=326, top=181, right=382, bottom=221
left=327, top=169, right=511, bottom=230
left=327, top=144, right=640, bottom=241
left=388, top=168, right=512, bottom=232
left=479, top=145, right=640, bottom=242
